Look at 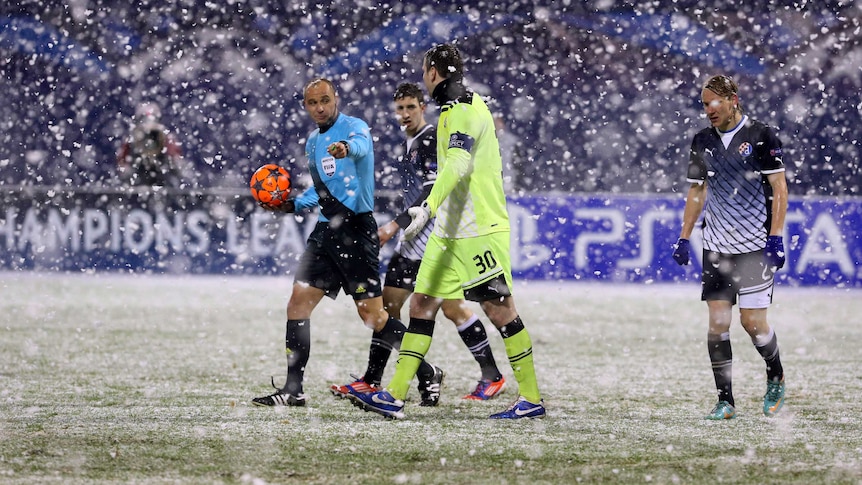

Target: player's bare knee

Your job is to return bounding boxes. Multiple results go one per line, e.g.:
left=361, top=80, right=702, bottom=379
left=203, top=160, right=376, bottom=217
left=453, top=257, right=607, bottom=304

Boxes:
left=360, top=312, right=388, bottom=332
left=440, top=301, right=471, bottom=324
left=480, top=297, right=517, bottom=327
left=740, top=310, right=769, bottom=337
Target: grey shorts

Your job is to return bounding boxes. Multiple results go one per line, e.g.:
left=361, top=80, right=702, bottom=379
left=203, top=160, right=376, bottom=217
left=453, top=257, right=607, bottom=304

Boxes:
left=701, top=249, right=774, bottom=309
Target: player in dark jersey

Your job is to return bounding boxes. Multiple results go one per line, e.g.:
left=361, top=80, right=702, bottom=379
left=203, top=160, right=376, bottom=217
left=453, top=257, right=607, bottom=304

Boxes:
left=251, top=78, right=440, bottom=407
left=333, top=82, right=506, bottom=402
left=672, top=74, right=789, bottom=420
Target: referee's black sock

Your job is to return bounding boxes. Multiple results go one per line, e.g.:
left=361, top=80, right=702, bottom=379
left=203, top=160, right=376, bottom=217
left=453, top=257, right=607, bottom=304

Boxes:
left=284, top=319, right=310, bottom=395
left=364, top=316, right=404, bottom=386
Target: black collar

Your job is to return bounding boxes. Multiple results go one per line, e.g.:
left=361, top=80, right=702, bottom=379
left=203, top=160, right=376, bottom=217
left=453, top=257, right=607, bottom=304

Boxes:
left=431, top=78, right=467, bottom=106
left=318, top=113, right=339, bottom=133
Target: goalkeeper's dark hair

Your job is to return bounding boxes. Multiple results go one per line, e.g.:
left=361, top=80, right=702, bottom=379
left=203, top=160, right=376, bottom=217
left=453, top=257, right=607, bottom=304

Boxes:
left=424, top=44, right=464, bottom=82
left=394, top=82, right=425, bottom=103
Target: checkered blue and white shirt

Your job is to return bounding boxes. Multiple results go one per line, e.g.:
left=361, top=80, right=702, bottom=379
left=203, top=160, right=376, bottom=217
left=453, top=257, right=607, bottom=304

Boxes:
left=686, top=115, right=786, bottom=254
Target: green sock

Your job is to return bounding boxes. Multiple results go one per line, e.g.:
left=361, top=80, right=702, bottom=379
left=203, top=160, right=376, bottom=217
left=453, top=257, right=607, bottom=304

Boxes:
left=387, top=318, right=435, bottom=400
left=499, top=316, right=541, bottom=403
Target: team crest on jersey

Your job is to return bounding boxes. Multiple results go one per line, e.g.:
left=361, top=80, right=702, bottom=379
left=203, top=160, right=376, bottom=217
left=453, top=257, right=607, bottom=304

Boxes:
left=738, top=142, right=753, bottom=157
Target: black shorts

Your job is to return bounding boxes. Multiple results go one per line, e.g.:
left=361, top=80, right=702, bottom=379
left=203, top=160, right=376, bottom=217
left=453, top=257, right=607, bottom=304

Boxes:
left=701, top=249, right=774, bottom=308
left=384, top=252, right=421, bottom=291
left=294, top=212, right=382, bottom=300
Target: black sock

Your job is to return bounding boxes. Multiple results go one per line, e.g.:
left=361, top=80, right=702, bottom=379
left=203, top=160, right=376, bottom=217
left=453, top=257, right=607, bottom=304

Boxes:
left=754, top=329, right=784, bottom=383
left=498, top=316, right=525, bottom=338
left=364, top=317, right=405, bottom=386
left=458, top=317, right=502, bottom=381
left=284, top=319, right=310, bottom=395
left=708, top=334, right=734, bottom=406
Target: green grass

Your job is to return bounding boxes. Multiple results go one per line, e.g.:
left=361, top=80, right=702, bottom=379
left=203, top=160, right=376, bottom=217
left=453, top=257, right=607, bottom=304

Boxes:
left=2, top=273, right=861, bottom=484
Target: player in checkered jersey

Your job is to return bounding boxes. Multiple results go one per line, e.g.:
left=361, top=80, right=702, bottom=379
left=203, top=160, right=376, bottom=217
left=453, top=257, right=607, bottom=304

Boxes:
left=330, top=82, right=507, bottom=404
left=672, top=74, right=789, bottom=420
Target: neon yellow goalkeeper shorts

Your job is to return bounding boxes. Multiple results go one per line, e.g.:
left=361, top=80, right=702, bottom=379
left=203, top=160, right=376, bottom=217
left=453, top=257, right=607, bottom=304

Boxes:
left=414, top=231, right=513, bottom=301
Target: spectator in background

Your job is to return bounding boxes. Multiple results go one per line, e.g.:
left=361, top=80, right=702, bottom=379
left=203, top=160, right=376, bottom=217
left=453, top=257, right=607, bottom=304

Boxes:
left=117, top=102, right=187, bottom=187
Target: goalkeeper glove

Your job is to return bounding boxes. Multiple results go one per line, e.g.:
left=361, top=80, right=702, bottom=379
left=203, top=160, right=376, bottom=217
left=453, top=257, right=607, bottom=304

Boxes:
left=764, top=235, right=786, bottom=270
left=403, top=201, right=431, bottom=240
left=672, top=238, right=691, bottom=266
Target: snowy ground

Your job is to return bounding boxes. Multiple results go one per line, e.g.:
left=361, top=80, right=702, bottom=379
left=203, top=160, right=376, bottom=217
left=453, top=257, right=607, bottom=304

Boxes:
left=1, top=273, right=861, bottom=484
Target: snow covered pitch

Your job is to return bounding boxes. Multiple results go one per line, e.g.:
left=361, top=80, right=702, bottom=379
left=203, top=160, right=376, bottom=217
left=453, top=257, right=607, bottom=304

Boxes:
left=2, top=273, right=860, bottom=484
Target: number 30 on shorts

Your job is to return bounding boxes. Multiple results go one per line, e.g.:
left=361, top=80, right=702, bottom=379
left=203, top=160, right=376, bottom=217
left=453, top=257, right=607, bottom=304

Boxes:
left=472, top=250, right=498, bottom=274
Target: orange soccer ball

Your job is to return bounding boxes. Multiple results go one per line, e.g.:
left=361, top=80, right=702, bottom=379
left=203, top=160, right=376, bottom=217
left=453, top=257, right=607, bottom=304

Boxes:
left=249, top=164, right=292, bottom=208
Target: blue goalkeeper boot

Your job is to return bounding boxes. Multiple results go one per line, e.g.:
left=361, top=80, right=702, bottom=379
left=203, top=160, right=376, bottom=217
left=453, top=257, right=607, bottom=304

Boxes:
left=489, top=396, right=546, bottom=419
left=349, top=390, right=405, bottom=420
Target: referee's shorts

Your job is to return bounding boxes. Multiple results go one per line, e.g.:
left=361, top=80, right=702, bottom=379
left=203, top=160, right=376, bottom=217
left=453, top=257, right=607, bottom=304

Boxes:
left=294, top=212, right=382, bottom=300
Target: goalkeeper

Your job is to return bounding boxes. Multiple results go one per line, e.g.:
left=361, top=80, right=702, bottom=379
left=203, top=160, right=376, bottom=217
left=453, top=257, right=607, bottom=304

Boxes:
left=350, top=44, right=544, bottom=420
left=362, top=81, right=507, bottom=402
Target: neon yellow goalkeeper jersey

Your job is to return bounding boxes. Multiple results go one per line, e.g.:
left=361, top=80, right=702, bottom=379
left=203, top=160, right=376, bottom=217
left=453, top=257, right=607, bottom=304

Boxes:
left=425, top=90, right=510, bottom=239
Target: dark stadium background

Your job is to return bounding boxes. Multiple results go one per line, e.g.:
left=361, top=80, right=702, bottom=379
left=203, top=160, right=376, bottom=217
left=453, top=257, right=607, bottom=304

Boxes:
left=1, top=1, right=859, bottom=197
